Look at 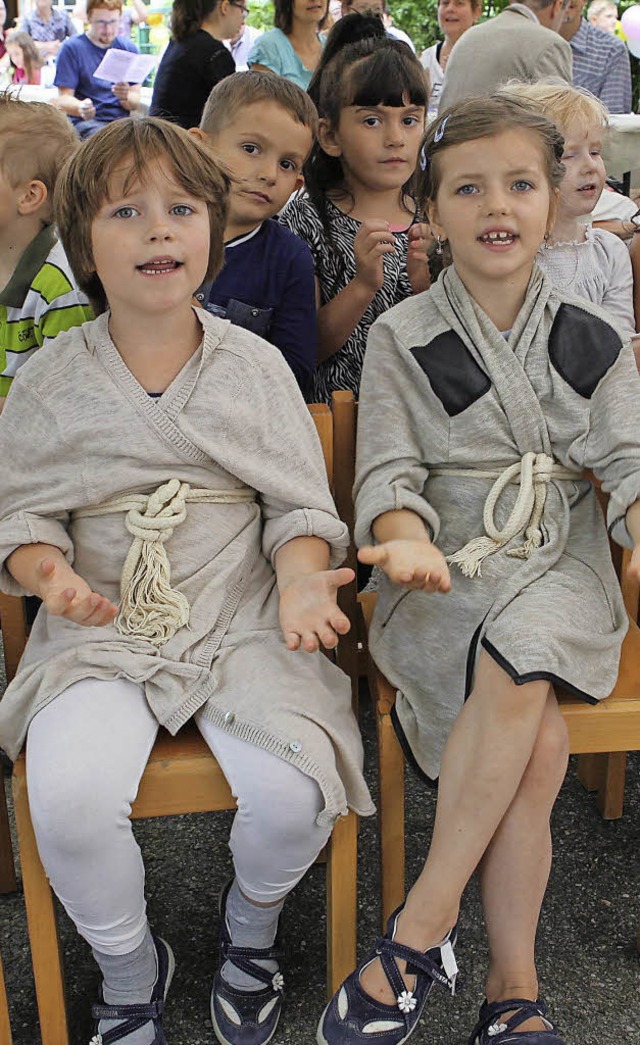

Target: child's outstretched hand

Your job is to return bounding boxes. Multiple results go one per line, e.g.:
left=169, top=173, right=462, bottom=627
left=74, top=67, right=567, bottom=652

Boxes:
left=406, top=222, right=433, bottom=295
left=358, top=540, right=451, bottom=592
left=354, top=220, right=397, bottom=294
left=279, top=567, right=354, bottom=653
left=37, top=557, right=119, bottom=627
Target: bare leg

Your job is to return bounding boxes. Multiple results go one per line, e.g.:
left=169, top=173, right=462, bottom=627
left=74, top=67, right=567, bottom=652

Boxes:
left=478, top=691, right=569, bottom=1032
left=361, top=652, right=551, bottom=1003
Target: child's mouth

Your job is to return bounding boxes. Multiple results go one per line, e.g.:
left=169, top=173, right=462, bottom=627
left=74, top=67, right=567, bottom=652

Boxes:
left=136, top=259, right=183, bottom=275
left=478, top=230, right=517, bottom=246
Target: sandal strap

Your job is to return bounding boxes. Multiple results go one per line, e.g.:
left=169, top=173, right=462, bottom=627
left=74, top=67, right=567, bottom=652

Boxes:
left=90, top=999, right=164, bottom=1044
left=471, top=997, right=552, bottom=1042
left=220, top=941, right=283, bottom=990
left=376, top=936, right=453, bottom=1001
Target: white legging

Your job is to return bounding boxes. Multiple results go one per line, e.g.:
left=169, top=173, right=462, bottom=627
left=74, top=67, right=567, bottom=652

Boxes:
left=26, top=677, right=331, bottom=955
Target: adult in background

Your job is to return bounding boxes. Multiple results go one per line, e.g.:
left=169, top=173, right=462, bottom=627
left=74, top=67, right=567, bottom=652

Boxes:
left=421, top=0, right=481, bottom=114
left=150, top=0, right=239, bottom=129
left=560, top=0, right=631, bottom=112
left=587, top=0, right=618, bottom=33
left=0, top=0, right=7, bottom=64
left=225, top=17, right=262, bottom=69
left=439, top=0, right=572, bottom=111
left=248, top=0, right=329, bottom=90
left=54, top=0, right=141, bottom=139
left=19, top=0, right=77, bottom=59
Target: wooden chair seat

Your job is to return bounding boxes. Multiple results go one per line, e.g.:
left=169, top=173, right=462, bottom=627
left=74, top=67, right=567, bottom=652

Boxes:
left=1, top=402, right=359, bottom=1045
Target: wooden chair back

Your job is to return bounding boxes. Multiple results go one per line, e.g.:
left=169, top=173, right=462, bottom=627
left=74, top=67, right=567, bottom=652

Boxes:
left=0, top=403, right=358, bottom=1045
left=0, top=949, right=12, bottom=1045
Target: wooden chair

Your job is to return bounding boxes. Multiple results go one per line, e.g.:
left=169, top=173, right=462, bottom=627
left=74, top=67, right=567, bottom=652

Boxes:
left=0, top=948, right=12, bottom=1045
left=0, top=403, right=359, bottom=1045
left=330, top=391, right=640, bottom=929
left=0, top=597, right=22, bottom=896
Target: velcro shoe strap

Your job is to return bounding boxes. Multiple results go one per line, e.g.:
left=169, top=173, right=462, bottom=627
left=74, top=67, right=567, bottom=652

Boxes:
left=221, top=942, right=282, bottom=988
left=91, top=999, right=164, bottom=1021
left=473, top=997, right=551, bottom=1041
left=380, top=938, right=452, bottom=990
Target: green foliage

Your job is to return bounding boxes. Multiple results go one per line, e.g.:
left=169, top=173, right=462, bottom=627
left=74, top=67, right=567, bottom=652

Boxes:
left=386, top=0, right=440, bottom=51
left=247, top=0, right=276, bottom=33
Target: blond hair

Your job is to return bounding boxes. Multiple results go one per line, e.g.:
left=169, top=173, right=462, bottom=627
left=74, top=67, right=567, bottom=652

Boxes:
left=587, top=0, right=617, bottom=22
left=0, top=92, right=79, bottom=215
left=498, top=81, right=608, bottom=140
left=200, top=69, right=318, bottom=140
left=55, top=117, right=229, bottom=314
left=417, top=95, right=565, bottom=208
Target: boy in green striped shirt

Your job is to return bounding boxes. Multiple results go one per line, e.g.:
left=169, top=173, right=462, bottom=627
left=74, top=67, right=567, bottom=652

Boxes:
left=0, top=94, right=93, bottom=410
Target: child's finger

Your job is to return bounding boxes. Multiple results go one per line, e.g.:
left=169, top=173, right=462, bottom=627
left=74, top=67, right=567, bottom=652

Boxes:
left=39, top=558, right=57, bottom=579
left=283, top=630, right=302, bottom=651
left=318, top=624, right=339, bottom=649
left=327, top=567, right=355, bottom=591
left=300, top=630, right=320, bottom=653
left=329, top=611, right=350, bottom=635
left=358, top=545, right=386, bottom=565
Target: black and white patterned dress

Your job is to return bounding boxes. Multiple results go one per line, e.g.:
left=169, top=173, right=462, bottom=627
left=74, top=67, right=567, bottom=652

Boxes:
left=280, top=195, right=414, bottom=403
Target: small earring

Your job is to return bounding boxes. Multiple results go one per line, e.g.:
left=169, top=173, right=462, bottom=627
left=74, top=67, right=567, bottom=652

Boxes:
left=543, top=231, right=550, bottom=243
left=436, top=235, right=444, bottom=256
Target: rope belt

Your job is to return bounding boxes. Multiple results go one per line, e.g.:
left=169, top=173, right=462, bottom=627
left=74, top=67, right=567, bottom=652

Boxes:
left=430, top=452, right=580, bottom=579
left=74, top=479, right=256, bottom=646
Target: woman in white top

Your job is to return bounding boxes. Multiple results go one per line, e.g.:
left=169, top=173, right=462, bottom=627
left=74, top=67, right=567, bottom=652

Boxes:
left=420, top=0, right=481, bottom=115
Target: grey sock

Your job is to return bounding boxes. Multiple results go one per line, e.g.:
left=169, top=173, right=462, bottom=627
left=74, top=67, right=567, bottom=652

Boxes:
left=222, top=879, right=285, bottom=992
left=92, top=926, right=158, bottom=1045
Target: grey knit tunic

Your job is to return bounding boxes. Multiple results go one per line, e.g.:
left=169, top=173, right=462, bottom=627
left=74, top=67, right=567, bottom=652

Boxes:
left=355, top=266, right=640, bottom=780
left=0, top=309, right=374, bottom=826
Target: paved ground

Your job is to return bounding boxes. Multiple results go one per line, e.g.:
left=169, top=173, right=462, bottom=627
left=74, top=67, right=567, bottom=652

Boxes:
left=1, top=658, right=640, bottom=1044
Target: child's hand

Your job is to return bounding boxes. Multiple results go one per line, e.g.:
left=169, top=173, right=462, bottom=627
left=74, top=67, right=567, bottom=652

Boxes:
left=37, top=557, right=119, bottom=627
left=358, top=541, right=451, bottom=592
left=279, top=567, right=354, bottom=653
left=407, top=222, right=433, bottom=295
left=354, top=220, right=397, bottom=294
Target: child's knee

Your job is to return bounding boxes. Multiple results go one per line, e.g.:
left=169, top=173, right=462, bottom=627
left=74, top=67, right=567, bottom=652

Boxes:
left=235, top=755, right=325, bottom=840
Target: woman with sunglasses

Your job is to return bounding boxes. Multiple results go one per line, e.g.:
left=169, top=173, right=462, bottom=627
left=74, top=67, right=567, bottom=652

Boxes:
left=248, top=0, right=329, bottom=90
left=150, top=0, right=242, bottom=129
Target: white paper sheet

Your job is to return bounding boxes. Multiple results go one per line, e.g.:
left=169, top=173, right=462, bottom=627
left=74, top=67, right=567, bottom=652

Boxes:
left=93, top=49, right=157, bottom=84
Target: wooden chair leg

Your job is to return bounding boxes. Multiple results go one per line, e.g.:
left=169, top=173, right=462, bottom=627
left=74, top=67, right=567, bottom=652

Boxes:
left=377, top=710, right=405, bottom=931
left=0, top=947, right=12, bottom=1045
left=576, top=752, right=626, bottom=819
left=326, top=810, right=358, bottom=998
left=12, top=762, right=69, bottom=1045
left=0, top=779, right=17, bottom=894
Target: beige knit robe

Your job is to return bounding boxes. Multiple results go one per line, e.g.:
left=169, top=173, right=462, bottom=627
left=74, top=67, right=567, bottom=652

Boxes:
left=0, top=310, right=374, bottom=826
left=355, top=266, right=640, bottom=780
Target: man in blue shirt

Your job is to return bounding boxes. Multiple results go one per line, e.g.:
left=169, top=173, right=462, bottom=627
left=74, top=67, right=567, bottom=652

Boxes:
left=560, top=0, right=632, bottom=112
left=54, top=0, right=142, bottom=139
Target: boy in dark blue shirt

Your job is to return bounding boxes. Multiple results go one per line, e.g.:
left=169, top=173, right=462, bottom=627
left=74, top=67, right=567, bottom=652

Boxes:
left=194, top=71, right=318, bottom=395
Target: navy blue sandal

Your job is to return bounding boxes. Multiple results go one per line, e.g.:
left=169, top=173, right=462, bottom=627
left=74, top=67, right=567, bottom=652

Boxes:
left=89, top=934, right=175, bottom=1045
left=211, top=882, right=284, bottom=1045
left=469, top=998, right=567, bottom=1045
left=316, top=905, right=458, bottom=1045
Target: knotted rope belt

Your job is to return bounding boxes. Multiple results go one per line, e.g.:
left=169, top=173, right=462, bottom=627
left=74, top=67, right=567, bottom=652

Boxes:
left=430, top=452, right=580, bottom=579
left=74, top=479, right=256, bottom=646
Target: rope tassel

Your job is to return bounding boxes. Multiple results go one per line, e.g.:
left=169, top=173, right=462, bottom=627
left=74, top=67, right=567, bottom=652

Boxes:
left=441, top=452, right=578, bottom=579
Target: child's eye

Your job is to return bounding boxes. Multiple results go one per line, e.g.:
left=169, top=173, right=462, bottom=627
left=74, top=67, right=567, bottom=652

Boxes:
left=562, top=153, right=575, bottom=161
left=590, top=149, right=601, bottom=156
left=456, top=184, right=477, bottom=195
left=363, top=116, right=381, bottom=127
left=171, top=204, right=194, bottom=216
left=280, top=159, right=297, bottom=172
left=513, top=180, right=533, bottom=192
left=114, top=206, right=138, bottom=219
left=403, top=116, right=420, bottom=126
left=241, top=143, right=259, bottom=155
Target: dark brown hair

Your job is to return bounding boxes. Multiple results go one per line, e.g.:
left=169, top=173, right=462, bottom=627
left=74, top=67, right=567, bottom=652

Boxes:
left=200, top=68, right=318, bottom=138
left=274, top=0, right=329, bottom=35
left=416, top=94, right=565, bottom=212
left=170, top=0, right=220, bottom=41
left=55, top=117, right=229, bottom=314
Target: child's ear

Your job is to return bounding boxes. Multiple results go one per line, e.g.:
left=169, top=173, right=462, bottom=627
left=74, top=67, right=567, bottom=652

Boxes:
left=426, top=200, right=444, bottom=243
left=189, top=127, right=207, bottom=143
left=294, top=172, right=305, bottom=193
left=317, top=118, right=342, bottom=158
left=17, top=179, right=47, bottom=217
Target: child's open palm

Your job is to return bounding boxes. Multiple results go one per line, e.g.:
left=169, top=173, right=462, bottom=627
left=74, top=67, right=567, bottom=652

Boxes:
left=279, top=568, right=354, bottom=653
left=38, top=557, right=119, bottom=627
left=358, top=540, right=451, bottom=592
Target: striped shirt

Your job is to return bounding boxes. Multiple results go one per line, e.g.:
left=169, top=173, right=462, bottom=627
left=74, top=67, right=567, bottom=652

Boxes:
left=19, top=6, right=77, bottom=43
left=569, top=19, right=632, bottom=114
left=0, top=225, right=93, bottom=397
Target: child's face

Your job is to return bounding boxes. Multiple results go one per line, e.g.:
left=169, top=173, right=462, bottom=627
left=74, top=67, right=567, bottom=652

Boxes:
left=205, top=102, right=312, bottom=235
left=428, top=129, right=555, bottom=291
left=590, top=5, right=617, bottom=31
left=90, top=158, right=211, bottom=318
left=557, top=123, right=606, bottom=221
left=7, top=43, right=24, bottom=68
left=325, top=100, right=425, bottom=195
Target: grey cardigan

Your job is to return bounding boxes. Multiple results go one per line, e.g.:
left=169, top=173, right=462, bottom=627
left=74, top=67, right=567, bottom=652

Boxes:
left=0, top=310, right=374, bottom=825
